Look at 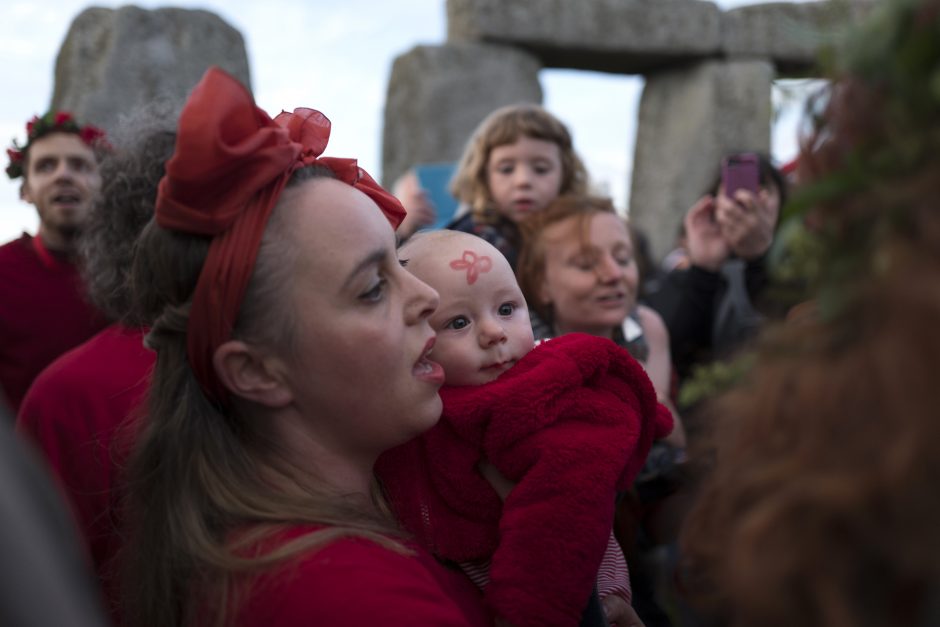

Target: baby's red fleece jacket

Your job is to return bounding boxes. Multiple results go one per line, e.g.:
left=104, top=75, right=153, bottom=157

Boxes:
left=377, top=333, right=673, bottom=627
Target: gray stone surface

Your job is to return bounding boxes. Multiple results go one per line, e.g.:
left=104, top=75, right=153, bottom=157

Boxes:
left=629, top=59, right=773, bottom=262
left=721, top=1, right=857, bottom=75
left=381, top=43, right=542, bottom=188
left=447, top=0, right=722, bottom=74
left=52, top=6, right=251, bottom=133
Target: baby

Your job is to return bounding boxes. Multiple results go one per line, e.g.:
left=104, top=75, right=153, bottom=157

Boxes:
left=377, top=230, right=672, bottom=627
left=401, top=230, right=536, bottom=387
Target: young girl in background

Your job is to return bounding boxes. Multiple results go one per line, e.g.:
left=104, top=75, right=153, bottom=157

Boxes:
left=448, top=104, right=589, bottom=269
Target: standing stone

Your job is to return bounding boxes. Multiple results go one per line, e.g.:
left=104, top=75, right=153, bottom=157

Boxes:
left=629, top=59, right=773, bottom=262
left=51, top=6, right=251, bottom=133
left=382, top=43, right=542, bottom=188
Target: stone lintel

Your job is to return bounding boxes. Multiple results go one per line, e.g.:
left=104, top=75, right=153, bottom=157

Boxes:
left=721, top=1, right=859, bottom=77
left=447, top=0, right=723, bottom=74
left=446, top=0, right=859, bottom=76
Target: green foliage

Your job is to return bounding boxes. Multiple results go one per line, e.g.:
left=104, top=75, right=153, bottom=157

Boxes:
left=677, top=353, right=755, bottom=411
left=769, top=0, right=940, bottom=322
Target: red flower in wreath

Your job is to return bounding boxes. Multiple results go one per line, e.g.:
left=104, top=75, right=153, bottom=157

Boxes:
left=79, top=125, right=106, bottom=146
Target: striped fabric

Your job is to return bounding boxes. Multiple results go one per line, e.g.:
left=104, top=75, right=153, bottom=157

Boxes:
left=597, top=532, right=632, bottom=603
left=458, top=531, right=632, bottom=604
left=458, top=558, right=491, bottom=591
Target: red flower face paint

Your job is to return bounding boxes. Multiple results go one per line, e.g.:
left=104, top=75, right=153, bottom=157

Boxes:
left=449, top=249, right=492, bottom=285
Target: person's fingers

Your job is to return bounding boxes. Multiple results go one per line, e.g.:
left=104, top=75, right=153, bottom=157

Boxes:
left=718, top=213, right=746, bottom=246
left=730, top=188, right=759, bottom=212
left=716, top=201, right=744, bottom=227
left=404, top=191, right=437, bottom=227
left=687, top=195, right=715, bottom=221
left=757, top=188, right=773, bottom=213
left=685, top=195, right=734, bottom=268
left=715, top=189, right=740, bottom=211
left=686, top=196, right=720, bottom=238
left=417, top=206, right=437, bottom=225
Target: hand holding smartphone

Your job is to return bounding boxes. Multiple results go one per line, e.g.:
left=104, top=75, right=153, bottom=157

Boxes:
left=717, top=153, right=777, bottom=259
left=721, top=153, right=760, bottom=198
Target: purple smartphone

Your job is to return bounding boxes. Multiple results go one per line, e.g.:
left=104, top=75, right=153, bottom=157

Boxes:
left=721, top=153, right=760, bottom=197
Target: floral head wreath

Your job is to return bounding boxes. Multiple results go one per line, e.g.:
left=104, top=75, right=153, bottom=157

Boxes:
left=5, top=110, right=109, bottom=179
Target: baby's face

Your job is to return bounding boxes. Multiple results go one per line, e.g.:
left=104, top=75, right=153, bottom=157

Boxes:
left=401, top=234, right=535, bottom=386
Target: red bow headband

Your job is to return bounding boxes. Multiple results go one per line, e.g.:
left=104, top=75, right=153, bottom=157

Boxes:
left=155, top=66, right=405, bottom=405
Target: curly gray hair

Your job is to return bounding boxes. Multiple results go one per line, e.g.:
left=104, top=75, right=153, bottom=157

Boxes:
left=79, top=101, right=179, bottom=324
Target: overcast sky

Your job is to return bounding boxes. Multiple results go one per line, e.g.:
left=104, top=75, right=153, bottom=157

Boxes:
left=0, top=0, right=817, bottom=242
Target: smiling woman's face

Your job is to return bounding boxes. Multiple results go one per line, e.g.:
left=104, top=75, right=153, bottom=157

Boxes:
left=538, top=211, right=639, bottom=338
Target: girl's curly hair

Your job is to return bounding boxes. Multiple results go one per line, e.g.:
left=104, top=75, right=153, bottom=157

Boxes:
left=450, top=103, right=589, bottom=225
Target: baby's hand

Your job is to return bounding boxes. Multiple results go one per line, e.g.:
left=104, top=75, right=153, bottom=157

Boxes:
left=602, top=595, right=645, bottom=627
left=478, top=459, right=515, bottom=501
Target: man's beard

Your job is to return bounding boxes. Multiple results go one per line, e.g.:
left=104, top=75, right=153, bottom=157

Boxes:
left=57, top=224, right=82, bottom=238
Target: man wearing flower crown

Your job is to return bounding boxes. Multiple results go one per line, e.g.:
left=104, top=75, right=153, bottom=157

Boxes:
left=0, top=111, right=109, bottom=411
